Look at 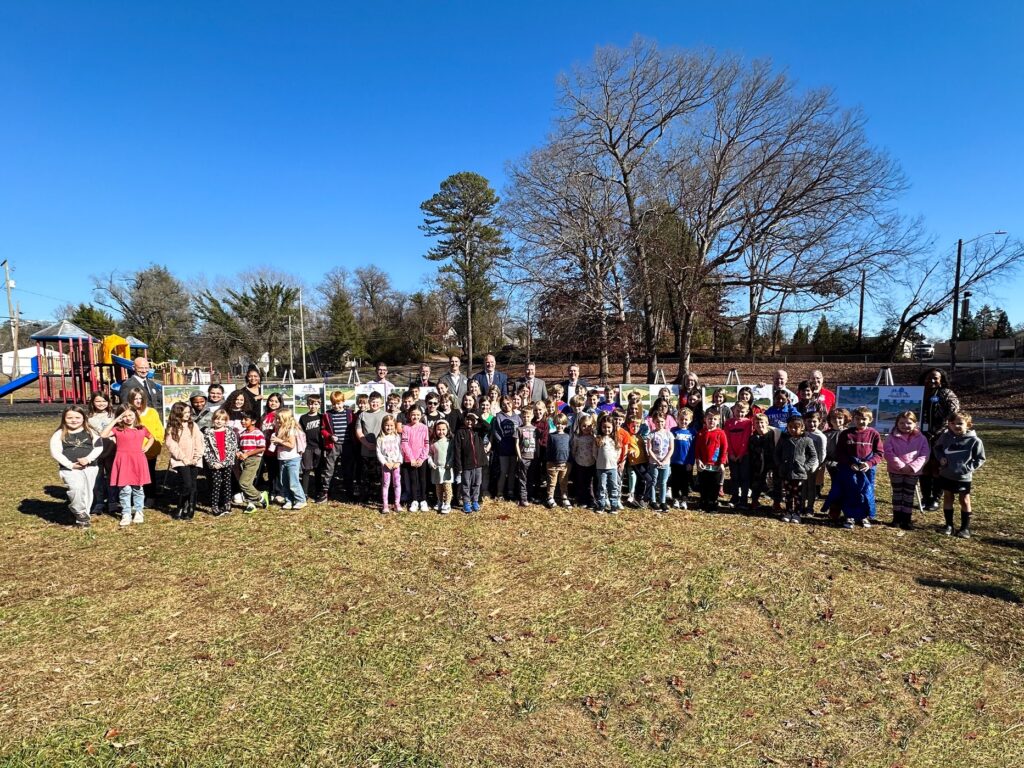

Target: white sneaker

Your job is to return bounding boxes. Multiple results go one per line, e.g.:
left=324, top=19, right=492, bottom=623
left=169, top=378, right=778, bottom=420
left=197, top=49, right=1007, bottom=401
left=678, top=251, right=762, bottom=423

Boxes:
left=233, top=493, right=243, bottom=505
left=679, top=501, right=688, bottom=510
left=292, top=501, right=307, bottom=510
left=410, top=500, right=420, bottom=512
left=282, top=501, right=293, bottom=510
left=119, top=513, right=131, bottom=527
left=861, top=518, right=872, bottom=528
left=132, top=511, right=144, bottom=524
left=440, top=503, right=451, bottom=514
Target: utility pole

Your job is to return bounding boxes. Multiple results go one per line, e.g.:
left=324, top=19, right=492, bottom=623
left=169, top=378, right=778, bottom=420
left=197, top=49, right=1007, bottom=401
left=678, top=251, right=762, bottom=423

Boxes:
left=950, top=238, right=963, bottom=384
left=1, top=260, right=18, bottom=376
left=856, top=268, right=866, bottom=352
left=298, top=289, right=308, bottom=381
left=284, top=315, right=295, bottom=384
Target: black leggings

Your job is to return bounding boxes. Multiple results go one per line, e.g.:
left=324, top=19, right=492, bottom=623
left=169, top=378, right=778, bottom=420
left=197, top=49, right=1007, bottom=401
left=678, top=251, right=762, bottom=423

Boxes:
left=174, top=465, right=199, bottom=505
left=404, top=463, right=428, bottom=502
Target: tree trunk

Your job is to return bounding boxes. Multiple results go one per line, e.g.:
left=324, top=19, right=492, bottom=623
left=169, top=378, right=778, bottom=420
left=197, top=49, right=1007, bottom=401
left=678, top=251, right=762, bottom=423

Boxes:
left=599, top=309, right=609, bottom=384
left=466, top=297, right=474, bottom=373
left=611, top=268, right=632, bottom=383
left=680, top=306, right=694, bottom=375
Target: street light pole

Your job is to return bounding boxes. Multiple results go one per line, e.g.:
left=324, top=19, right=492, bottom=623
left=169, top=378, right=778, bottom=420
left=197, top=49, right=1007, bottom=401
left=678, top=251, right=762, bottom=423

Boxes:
left=950, top=238, right=963, bottom=384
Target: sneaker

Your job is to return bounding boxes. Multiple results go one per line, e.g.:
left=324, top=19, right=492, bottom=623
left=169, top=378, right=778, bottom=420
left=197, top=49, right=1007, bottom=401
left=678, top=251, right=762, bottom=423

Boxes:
left=861, top=518, right=871, bottom=529
left=409, top=501, right=420, bottom=513
left=546, top=499, right=556, bottom=508
left=679, top=501, right=688, bottom=510
left=274, top=495, right=286, bottom=505
left=518, top=500, right=528, bottom=507
left=562, top=499, right=572, bottom=508
left=119, top=513, right=131, bottom=527
left=382, top=505, right=390, bottom=514
left=214, top=507, right=231, bottom=517
left=791, top=515, right=802, bottom=524
left=471, top=502, right=481, bottom=512
left=781, top=514, right=791, bottom=523
left=609, top=505, right=621, bottom=515
left=955, top=528, right=972, bottom=539
left=132, top=511, right=144, bottom=524
left=395, top=504, right=405, bottom=512
left=463, top=502, right=472, bottom=514
left=292, top=501, right=307, bottom=510
left=942, top=525, right=954, bottom=536
left=282, top=501, right=293, bottom=510
left=843, top=519, right=854, bottom=530
left=233, top=493, right=243, bottom=505
left=243, top=503, right=256, bottom=514
left=260, top=492, right=270, bottom=509
left=314, top=494, right=328, bottom=504
left=75, top=519, right=91, bottom=529
left=440, top=503, right=451, bottom=514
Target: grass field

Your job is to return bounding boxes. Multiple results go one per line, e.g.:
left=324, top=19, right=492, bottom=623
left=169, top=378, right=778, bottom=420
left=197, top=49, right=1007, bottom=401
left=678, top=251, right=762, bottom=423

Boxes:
left=1, top=417, right=1022, bottom=767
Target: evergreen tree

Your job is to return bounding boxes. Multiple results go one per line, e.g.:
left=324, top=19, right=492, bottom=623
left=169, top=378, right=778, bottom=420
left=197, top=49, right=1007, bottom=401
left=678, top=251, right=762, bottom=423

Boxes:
left=812, top=315, right=830, bottom=351
left=792, top=323, right=810, bottom=346
left=324, top=288, right=364, bottom=365
left=68, top=303, right=118, bottom=338
left=993, top=309, right=1013, bottom=338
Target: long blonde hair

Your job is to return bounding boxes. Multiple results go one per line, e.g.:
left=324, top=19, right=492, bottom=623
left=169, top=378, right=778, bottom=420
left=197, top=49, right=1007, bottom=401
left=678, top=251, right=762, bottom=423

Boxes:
left=274, top=408, right=297, bottom=436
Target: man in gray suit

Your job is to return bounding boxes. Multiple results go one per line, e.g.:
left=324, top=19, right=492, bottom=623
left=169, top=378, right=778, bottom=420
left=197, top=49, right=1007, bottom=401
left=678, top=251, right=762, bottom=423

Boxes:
left=437, top=354, right=468, bottom=403
left=518, top=362, right=548, bottom=404
left=119, top=357, right=161, bottom=411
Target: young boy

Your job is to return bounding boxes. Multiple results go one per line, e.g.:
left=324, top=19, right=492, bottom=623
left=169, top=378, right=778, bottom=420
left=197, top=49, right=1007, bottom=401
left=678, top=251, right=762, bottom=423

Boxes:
left=299, top=394, right=325, bottom=499
left=355, top=391, right=386, bottom=504
left=835, top=407, right=883, bottom=529
left=318, top=391, right=352, bottom=503
left=747, top=413, right=778, bottom=511
left=775, top=415, right=818, bottom=524
left=491, top=396, right=523, bottom=500
left=820, top=408, right=850, bottom=522
left=765, top=388, right=801, bottom=431
left=515, top=414, right=538, bottom=507
left=694, top=410, right=729, bottom=513
left=453, top=411, right=488, bottom=513
left=934, top=412, right=986, bottom=538
left=802, top=411, right=827, bottom=515
left=725, top=402, right=753, bottom=508
left=611, top=409, right=631, bottom=500
left=545, top=413, right=572, bottom=508
left=646, top=414, right=674, bottom=512
left=670, top=407, right=696, bottom=509
left=236, top=413, right=267, bottom=513
left=572, top=413, right=598, bottom=508
left=625, top=413, right=651, bottom=507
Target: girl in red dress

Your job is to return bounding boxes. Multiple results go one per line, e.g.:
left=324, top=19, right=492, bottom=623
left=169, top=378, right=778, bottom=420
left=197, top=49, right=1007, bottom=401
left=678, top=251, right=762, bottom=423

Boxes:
left=101, top=405, right=153, bottom=527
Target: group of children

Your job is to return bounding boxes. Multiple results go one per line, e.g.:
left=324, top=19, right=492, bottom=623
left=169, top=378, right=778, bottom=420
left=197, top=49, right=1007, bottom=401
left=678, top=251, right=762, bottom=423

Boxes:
left=49, top=373, right=986, bottom=537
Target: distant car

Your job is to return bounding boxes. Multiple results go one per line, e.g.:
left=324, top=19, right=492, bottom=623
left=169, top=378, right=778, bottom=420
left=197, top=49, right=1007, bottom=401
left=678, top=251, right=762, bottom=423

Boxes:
left=913, top=342, right=935, bottom=360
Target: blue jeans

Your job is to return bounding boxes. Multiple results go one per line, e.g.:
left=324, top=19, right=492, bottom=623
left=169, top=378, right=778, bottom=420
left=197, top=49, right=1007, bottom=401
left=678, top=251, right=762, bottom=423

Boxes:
left=649, top=465, right=670, bottom=505
left=596, top=468, right=621, bottom=509
left=118, top=485, right=144, bottom=516
left=278, top=457, right=306, bottom=504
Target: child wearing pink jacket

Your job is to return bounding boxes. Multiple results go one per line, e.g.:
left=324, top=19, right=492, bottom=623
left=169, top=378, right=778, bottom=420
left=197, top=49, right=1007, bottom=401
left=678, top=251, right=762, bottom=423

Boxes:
left=883, top=410, right=931, bottom=530
left=400, top=406, right=431, bottom=512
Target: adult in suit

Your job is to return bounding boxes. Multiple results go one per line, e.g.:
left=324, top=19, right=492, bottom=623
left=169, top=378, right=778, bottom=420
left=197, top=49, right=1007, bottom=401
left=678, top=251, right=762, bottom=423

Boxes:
left=437, top=354, right=468, bottom=404
left=409, top=363, right=434, bottom=390
left=118, top=357, right=161, bottom=411
left=559, top=363, right=590, bottom=403
left=472, top=354, right=508, bottom=398
left=517, top=362, right=548, bottom=404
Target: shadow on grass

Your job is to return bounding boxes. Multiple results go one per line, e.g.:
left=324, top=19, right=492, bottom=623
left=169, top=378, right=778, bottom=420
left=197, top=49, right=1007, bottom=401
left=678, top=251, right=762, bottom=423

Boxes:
left=981, top=536, right=1024, bottom=551
left=19, top=488, right=76, bottom=527
left=916, top=576, right=1021, bottom=604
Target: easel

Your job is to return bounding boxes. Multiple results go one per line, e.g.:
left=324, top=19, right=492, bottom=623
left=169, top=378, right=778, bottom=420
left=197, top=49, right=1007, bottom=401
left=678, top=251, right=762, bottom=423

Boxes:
left=874, top=366, right=894, bottom=385
left=652, top=368, right=668, bottom=385
left=345, top=360, right=361, bottom=386
left=724, top=368, right=742, bottom=386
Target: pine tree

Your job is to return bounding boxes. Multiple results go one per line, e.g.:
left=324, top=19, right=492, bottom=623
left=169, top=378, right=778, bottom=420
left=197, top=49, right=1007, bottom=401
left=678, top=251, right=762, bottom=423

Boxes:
left=325, top=289, right=364, bottom=364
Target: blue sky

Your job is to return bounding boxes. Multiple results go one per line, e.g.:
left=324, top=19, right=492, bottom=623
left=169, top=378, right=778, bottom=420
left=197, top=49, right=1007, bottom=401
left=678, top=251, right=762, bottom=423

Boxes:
left=1, top=1, right=1022, bottom=339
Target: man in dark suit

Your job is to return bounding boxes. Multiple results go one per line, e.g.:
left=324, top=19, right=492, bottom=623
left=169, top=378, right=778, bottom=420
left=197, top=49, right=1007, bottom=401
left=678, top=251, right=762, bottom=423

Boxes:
left=437, top=354, right=468, bottom=403
left=409, top=363, right=434, bottom=390
left=517, top=362, right=548, bottom=403
left=559, top=363, right=589, bottom=403
left=472, top=354, right=508, bottom=397
left=119, top=357, right=161, bottom=411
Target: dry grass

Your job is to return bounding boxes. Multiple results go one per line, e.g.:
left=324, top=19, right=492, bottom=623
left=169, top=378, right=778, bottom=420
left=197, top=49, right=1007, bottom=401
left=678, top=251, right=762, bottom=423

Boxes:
left=1, top=417, right=1022, bottom=767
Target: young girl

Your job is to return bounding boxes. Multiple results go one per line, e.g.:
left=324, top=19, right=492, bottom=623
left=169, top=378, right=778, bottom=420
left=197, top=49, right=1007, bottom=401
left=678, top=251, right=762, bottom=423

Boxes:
left=646, top=414, right=674, bottom=512
left=736, top=386, right=763, bottom=417
left=164, top=401, right=204, bottom=520
left=821, top=408, right=851, bottom=521
left=725, top=402, right=753, bottom=508
left=625, top=413, right=650, bottom=507
left=377, top=415, right=403, bottom=513
left=428, top=420, right=454, bottom=513
left=87, top=391, right=117, bottom=514
left=203, top=408, right=239, bottom=516
left=708, top=389, right=732, bottom=423
left=802, top=411, right=827, bottom=515
left=225, top=391, right=248, bottom=433
left=934, top=412, right=986, bottom=538
left=103, top=405, right=153, bottom=527
left=125, top=388, right=163, bottom=507
left=883, top=410, right=931, bottom=530
left=572, top=413, right=598, bottom=509
left=270, top=408, right=307, bottom=510
left=492, top=396, right=522, bottom=500
left=50, top=405, right=103, bottom=527
left=261, top=393, right=284, bottom=502
left=400, top=406, right=430, bottom=511
left=835, top=407, right=883, bottom=530
left=774, top=415, right=818, bottom=524
left=594, top=414, right=622, bottom=513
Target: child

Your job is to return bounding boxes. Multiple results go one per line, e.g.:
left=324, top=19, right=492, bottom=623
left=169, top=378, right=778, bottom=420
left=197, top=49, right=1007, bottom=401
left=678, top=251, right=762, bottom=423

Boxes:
left=549, top=383, right=566, bottom=413
left=694, top=410, right=728, bottom=513
left=709, top=389, right=732, bottom=423
left=515, top=412, right=538, bottom=507
left=934, top=412, right=986, bottom=538
left=669, top=408, right=696, bottom=510
left=236, top=412, right=267, bottom=513
left=594, top=414, right=623, bottom=513
left=400, top=405, right=430, bottom=511
left=203, top=408, right=238, bottom=517
left=270, top=409, right=307, bottom=510
left=261, top=393, right=284, bottom=502
left=87, top=391, right=116, bottom=514
left=795, top=381, right=826, bottom=419
left=428, top=420, right=454, bottom=513
left=765, top=388, right=800, bottom=431
left=124, top=388, right=163, bottom=509
left=103, top=405, right=153, bottom=526
left=572, top=413, right=597, bottom=508
left=747, top=413, right=778, bottom=511
left=356, top=391, right=386, bottom=504
left=774, top=415, right=818, bottom=524
left=883, top=410, right=931, bottom=530
left=530, top=400, right=550, bottom=502
left=453, top=411, right=488, bottom=513
left=190, top=391, right=213, bottom=432
left=49, top=405, right=102, bottom=527
left=376, top=415, right=403, bottom=513
left=299, top=395, right=325, bottom=500
left=646, top=414, right=674, bottom=512
left=736, top=386, right=763, bottom=416
left=491, top=396, right=523, bottom=500
left=835, top=407, right=884, bottom=529
left=318, top=390, right=353, bottom=503
left=165, top=401, right=204, bottom=520
left=545, top=413, right=572, bottom=508
left=625, top=413, right=651, bottom=507
left=802, top=411, right=827, bottom=514
left=821, top=408, right=851, bottom=521
left=611, top=409, right=631, bottom=499
left=225, top=391, right=248, bottom=433
left=725, top=402, right=754, bottom=508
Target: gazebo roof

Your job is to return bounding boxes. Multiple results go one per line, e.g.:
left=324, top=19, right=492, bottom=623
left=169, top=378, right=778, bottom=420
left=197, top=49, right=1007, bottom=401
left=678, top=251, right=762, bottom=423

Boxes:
left=30, top=320, right=98, bottom=343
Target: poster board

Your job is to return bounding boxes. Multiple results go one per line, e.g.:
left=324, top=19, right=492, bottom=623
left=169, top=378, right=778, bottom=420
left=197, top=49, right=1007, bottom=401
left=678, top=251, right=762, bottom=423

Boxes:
left=293, top=383, right=325, bottom=416
left=701, top=385, right=740, bottom=411
left=835, top=385, right=924, bottom=433
left=324, top=384, right=357, bottom=408
left=699, top=384, right=775, bottom=413
left=161, top=385, right=198, bottom=422
left=355, top=382, right=389, bottom=401
left=617, top=383, right=654, bottom=411
left=261, top=383, right=295, bottom=412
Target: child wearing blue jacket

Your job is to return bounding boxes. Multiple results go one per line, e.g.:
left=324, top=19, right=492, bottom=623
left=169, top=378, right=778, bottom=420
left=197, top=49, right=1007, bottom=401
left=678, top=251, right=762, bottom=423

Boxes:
left=765, top=388, right=801, bottom=431
left=670, top=407, right=696, bottom=509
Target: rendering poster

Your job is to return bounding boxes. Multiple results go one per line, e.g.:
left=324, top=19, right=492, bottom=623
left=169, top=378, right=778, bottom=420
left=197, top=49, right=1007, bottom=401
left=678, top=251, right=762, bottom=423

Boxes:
left=876, top=385, right=925, bottom=433
left=836, top=386, right=880, bottom=424
left=617, top=383, right=653, bottom=410
left=261, top=383, right=295, bottom=411
left=701, top=385, right=740, bottom=411
left=293, top=383, right=325, bottom=416
left=355, top=382, right=389, bottom=400
left=160, top=385, right=198, bottom=421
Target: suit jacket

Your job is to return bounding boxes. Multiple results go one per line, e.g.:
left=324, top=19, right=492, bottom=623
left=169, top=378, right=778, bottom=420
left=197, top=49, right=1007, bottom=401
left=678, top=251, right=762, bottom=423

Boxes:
left=437, top=371, right=468, bottom=403
left=559, top=378, right=590, bottom=401
left=408, top=377, right=435, bottom=390
left=472, top=369, right=508, bottom=397
left=517, top=378, right=548, bottom=403
left=119, top=375, right=161, bottom=411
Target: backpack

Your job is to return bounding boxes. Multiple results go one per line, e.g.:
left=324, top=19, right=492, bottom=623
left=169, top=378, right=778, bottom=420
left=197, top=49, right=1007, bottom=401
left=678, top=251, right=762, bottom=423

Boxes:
left=294, top=428, right=307, bottom=455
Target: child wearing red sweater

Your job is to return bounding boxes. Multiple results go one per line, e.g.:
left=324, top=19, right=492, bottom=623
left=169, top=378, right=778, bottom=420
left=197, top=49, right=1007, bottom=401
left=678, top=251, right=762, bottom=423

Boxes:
left=694, top=410, right=729, bottom=513
left=724, top=402, right=754, bottom=508
left=836, top=407, right=884, bottom=529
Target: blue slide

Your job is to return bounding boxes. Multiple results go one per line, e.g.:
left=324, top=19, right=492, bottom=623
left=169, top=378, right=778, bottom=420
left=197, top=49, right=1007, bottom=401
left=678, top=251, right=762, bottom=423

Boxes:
left=0, top=357, right=38, bottom=398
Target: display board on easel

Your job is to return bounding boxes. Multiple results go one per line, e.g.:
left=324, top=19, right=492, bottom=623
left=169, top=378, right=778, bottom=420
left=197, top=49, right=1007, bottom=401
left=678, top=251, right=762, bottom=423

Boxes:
left=835, top=385, right=925, bottom=433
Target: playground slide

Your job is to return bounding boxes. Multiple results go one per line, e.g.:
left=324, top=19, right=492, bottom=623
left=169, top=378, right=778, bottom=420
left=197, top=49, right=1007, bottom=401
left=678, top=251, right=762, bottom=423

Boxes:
left=0, top=358, right=39, bottom=398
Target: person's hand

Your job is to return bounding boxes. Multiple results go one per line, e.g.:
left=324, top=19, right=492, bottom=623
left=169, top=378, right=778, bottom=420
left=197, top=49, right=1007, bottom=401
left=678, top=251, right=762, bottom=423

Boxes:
left=939, top=457, right=948, bottom=467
